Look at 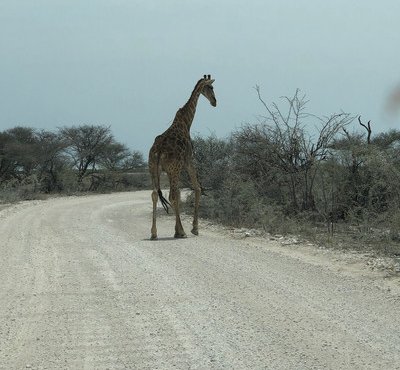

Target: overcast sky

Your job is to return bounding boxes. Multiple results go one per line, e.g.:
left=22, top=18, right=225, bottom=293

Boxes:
left=1, top=0, right=399, bottom=154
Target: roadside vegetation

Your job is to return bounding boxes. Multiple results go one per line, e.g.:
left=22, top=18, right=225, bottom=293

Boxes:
left=2, top=89, right=400, bottom=256
left=0, top=125, right=148, bottom=203
left=185, top=88, right=400, bottom=256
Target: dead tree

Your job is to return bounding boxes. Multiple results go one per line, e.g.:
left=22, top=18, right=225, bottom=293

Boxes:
left=358, top=116, right=372, bottom=144
left=252, top=86, right=353, bottom=212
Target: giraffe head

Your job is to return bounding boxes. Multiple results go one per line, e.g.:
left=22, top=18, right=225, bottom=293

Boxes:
left=200, top=74, right=217, bottom=107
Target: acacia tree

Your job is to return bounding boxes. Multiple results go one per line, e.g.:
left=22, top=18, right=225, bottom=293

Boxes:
left=0, top=124, right=147, bottom=196
left=60, top=125, right=114, bottom=185
left=4, top=127, right=40, bottom=180
left=0, top=131, right=15, bottom=183
left=98, top=142, right=130, bottom=171
left=36, top=130, right=67, bottom=192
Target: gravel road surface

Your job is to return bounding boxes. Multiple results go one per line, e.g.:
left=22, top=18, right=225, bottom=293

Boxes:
left=0, top=191, right=399, bottom=369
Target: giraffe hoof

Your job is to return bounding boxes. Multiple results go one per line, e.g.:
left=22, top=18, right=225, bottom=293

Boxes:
left=191, top=229, right=199, bottom=236
left=174, top=232, right=187, bottom=239
left=150, top=235, right=158, bottom=240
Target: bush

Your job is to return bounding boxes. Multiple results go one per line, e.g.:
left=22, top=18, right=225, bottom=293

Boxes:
left=0, top=175, right=47, bottom=202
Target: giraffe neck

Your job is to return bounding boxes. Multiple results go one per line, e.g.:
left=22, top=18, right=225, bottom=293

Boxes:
left=172, top=79, right=204, bottom=132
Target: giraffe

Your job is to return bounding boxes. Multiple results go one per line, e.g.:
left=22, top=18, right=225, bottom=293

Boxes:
left=148, top=75, right=217, bottom=240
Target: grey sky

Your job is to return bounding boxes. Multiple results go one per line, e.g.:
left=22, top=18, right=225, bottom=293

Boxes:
left=1, top=0, right=399, bottom=154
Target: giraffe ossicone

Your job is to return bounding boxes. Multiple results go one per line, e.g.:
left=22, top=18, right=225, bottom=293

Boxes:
left=148, top=75, right=217, bottom=240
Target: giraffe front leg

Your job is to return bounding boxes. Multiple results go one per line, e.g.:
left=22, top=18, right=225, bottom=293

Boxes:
left=187, top=162, right=201, bottom=236
left=150, top=190, right=158, bottom=240
left=191, top=185, right=200, bottom=236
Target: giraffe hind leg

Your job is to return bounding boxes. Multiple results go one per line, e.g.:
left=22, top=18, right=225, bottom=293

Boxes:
left=150, top=190, right=158, bottom=240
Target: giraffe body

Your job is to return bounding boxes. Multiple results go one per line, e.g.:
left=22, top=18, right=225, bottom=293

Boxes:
left=148, top=75, right=217, bottom=240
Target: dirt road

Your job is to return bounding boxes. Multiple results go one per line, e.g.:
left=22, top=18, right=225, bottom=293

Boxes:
left=0, top=191, right=399, bottom=369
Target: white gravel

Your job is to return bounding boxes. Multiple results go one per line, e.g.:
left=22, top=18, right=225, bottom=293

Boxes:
left=0, top=190, right=399, bottom=369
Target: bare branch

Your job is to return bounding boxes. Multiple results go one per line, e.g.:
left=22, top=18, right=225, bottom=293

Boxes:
left=358, top=115, right=372, bottom=144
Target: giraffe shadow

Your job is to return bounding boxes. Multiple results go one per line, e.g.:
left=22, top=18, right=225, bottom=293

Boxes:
left=143, top=236, right=184, bottom=242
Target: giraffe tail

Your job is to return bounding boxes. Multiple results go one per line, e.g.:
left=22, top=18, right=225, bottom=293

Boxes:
left=158, top=189, right=171, bottom=213
left=150, top=147, right=171, bottom=213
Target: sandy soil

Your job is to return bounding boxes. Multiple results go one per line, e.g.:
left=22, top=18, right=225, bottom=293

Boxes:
left=0, top=190, right=399, bottom=369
